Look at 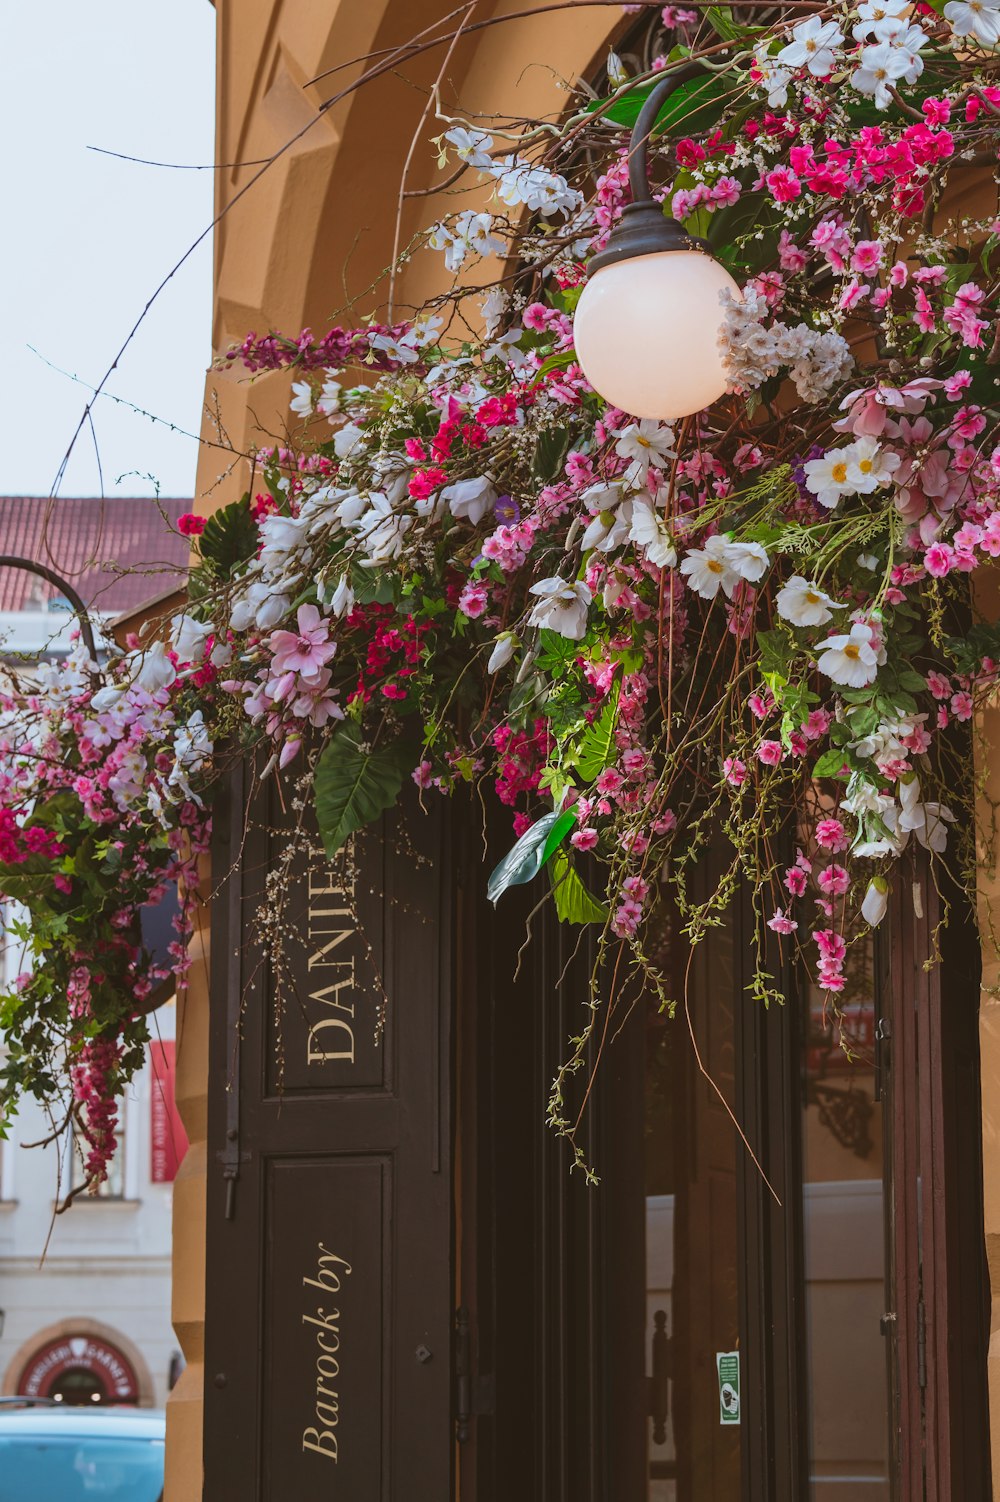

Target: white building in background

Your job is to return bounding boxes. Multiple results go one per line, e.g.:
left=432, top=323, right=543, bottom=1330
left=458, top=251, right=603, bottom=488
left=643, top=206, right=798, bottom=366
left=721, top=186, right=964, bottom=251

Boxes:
left=0, top=495, right=190, bottom=1408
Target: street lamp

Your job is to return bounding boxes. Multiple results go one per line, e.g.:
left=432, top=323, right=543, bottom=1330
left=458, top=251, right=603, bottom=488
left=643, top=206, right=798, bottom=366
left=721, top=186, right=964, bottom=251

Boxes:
left=573, top=62, right=741, bottom=421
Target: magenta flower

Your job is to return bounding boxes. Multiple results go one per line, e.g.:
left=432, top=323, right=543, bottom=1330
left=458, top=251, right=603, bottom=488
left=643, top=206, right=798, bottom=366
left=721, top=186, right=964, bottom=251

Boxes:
left=268, top=604, right=337, bottom=683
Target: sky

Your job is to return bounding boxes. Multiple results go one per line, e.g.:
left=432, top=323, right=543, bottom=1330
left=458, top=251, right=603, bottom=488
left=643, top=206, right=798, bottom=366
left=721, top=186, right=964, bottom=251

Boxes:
left=1, top=3, right=217, bottom=501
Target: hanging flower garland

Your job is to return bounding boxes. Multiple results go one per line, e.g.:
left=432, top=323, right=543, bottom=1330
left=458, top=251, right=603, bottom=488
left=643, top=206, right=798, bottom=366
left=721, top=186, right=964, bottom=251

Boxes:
left=3, top=1, right=1000, bottom=1188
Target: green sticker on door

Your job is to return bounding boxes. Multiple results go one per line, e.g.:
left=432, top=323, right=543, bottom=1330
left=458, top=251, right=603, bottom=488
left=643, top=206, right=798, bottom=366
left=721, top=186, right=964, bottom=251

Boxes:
left=716, top=1351, right=740, bottom=1425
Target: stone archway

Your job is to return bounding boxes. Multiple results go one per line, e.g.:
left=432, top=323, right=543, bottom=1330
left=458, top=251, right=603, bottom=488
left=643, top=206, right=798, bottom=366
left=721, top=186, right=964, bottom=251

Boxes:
left=3, top=1316, right=156, bottom=1408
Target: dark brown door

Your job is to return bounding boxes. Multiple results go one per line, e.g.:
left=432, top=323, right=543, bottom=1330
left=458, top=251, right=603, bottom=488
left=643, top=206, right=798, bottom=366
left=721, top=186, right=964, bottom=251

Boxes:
left=204, top=766, right=453, bottom=1501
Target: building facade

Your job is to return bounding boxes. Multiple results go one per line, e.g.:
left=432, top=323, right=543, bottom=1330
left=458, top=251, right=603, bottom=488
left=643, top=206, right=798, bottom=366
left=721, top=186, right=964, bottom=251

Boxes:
left=0, top=498, right=190, bottom=1412
left=167, top=4, right=1000, bottom=1499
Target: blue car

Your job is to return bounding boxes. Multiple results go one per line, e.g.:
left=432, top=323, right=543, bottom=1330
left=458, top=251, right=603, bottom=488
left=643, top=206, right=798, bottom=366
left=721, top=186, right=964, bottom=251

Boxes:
left=0, top=1405, right=164, bottom=1501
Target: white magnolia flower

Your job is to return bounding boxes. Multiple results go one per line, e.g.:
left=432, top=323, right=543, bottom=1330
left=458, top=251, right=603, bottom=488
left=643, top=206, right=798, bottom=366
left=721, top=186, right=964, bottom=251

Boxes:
left=527, top=577, right=592, bottom=640
left=258, top=512, right=310, bottom=575
left=230, top=580, right=292, bottom=633
left=816, top=622, right=880, bottom=688
left=582, top=497, right=633, bottom=553
left=290, top=381, right=314, bottom=418
left=775, top=575, right=845, bottom=627
left=126, top=640, right=177, bottom=696
left=679, top=535, right=740, bottom=600
left=441, top=475, right=497, bottom=526
left=898, top=776, right=955, bottom=853
left=861, top=877, right=889, bottom=926
left=351, top=493, right=412, bottom=565
left=803, top=445, right=858, bottom=509
left=629, top=496, right=677, bottom=570
left=444, top=125, right=494, bottom=169
left=168, top=710, right=213, bottom=804
left=752, top=44, right=792, bottom=107
left=851, top=41, right=911, bottom=108
left=777, top=15, right=845, bottom=76
left=428, top=210, right=505, bottom=272
left=410, top=315, right=444, bottom=349
left=944, top=0, right=1000, bottom=45
left=332, top=422, right=366, bottom=460
left=726, top=540, right=770, bottom=583
left=614, top=419, right=676, bottom=472
left=170, top=613, right=212, bottom=665
left=329, top=575, right=355, bottom=618
left=606, top=50, right=629, bottom=88
left=487, top=634, right=516, bottom=673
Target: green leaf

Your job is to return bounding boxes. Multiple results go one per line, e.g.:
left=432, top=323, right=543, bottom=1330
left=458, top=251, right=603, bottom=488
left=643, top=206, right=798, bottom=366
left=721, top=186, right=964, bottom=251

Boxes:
left=534, top=349, right=576, bottom=379
left=533, top=427, right=571, bottom=483
left=549, top=850, right=609, bottom=924
left=487, top=810, right=567, bottom=905
left=198, top=494, right=258, bottom=578
left=812, top=748, right=851, bottom=779
left=574, top=693, right=619, bottom=781
left=313, top=732, right=410, bottom=858
left=589, top=75, right=727, bottom=134
left=541, top=810, right=577, bottom=865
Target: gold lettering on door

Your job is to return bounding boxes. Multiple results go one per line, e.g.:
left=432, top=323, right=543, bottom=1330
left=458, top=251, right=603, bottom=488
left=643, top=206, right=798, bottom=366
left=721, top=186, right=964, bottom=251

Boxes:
left=306, top=862, right=356, bottom=1067
left=302, top=1244, right=352, bottom=1462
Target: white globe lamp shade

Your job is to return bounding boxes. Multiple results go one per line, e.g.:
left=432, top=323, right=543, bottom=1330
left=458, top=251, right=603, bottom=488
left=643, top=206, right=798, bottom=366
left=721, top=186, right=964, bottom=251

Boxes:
left=574, top=249, right=741, bottom=422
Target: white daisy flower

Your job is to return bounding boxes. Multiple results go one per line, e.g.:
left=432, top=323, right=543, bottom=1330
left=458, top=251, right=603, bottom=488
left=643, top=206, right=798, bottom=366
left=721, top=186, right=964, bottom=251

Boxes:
left=816, top=622, right=880, bottom=688
left=775, top=575, right=845, bottom=627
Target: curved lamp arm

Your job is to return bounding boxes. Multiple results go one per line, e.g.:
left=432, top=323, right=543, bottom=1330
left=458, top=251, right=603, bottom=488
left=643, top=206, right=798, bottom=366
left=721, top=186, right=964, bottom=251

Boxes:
left=589, top=61, right=710, bottom=272
left=627, top=60, right=708, bottom=206
left=0, top=555, right=99, bottom=668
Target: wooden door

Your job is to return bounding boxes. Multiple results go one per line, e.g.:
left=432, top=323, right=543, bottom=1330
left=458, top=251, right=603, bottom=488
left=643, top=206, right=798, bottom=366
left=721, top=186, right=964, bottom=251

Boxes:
left=203, top=765, right=454, bottom=1501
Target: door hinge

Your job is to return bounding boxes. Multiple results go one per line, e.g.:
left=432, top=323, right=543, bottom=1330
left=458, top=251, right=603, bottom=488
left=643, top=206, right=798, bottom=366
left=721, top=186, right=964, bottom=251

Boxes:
left=454, top=1306, right=494, bottom=1442
left=916, top=1297, right=927, bottom=1390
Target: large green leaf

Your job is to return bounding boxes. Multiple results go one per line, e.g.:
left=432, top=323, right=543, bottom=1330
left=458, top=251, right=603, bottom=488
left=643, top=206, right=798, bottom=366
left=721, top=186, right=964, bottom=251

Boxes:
left=574, top=693, right=619, bottom=782
left=589, top=75, right=728, bottom=135
left=198, top=493, right=258, bottom=578
left=313, top=732, right=410, bottom=858
left=549, top=850, right=609, bottom=924
left=487, top=809, right=572, bottom=905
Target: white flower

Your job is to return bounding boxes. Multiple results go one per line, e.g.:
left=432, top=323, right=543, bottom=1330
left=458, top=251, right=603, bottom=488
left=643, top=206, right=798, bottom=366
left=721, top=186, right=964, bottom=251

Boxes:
left=487, top=634, right=516, bottom=673
left=726, top=540, right=770, bottom=583
left=126, top=640, right=177, bottom=696
left=351, top=493, right=412, bottom=565
left=333, top=422, right=366, bottom=460
left=816, top=622, right=880, bottom=688
left=752, top=44, right=792, bottom=107
left=845, top=436, right=900, bottom=493
left=410, top=315, right=444, bottom=349
left=290, top=381, right=314, bottom=418
left=775, top=575, right=845, bottom=627
left=855, top=0, right=909, bottom=29
left=527, top=577, right=592, bottom=640
left=490, top=155, right=583, bottom=217
left=861, top=878, right=889, bottom=926
left=582, top=497, right=633, bottom=553
left=898, top=776, right=955, bottom=853
left=230, top=580, right=291, bottom=633
left=444, top=125, right=494, bottom=168
left=481, top=287, right=508, bottom=338
left=614, top=419, right=676, bottom=473
left=803, top=445, right=857, bottom=510
left=606, top=50, right=629, bottom=88
left=777, top=15, right=845, bottom=76
left=629, top=496, right=677, bottom=570
left=679, top=535, right=740, bottom=600
left=944, top=0, right=1000, bottom=45
left=428, top=211, right=505, bottom=272
left=370, top=329, right=419, bottom=364
left=170, top=613, right=212, bottom=665
left=316, top=378, right=342, bottom=417
left=441, top=475, right=497, bottom=526
left=168, top=710, right=213, bottom=804
left=851, top=41, right=911, bottom=109
left=258, top=512, right=310, bottom=575
left=328, top=575, right=355, bottom=617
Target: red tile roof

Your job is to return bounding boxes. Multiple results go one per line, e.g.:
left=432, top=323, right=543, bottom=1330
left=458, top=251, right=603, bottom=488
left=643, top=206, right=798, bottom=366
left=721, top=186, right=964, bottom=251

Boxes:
left=0, top=497, right=191, bottom=614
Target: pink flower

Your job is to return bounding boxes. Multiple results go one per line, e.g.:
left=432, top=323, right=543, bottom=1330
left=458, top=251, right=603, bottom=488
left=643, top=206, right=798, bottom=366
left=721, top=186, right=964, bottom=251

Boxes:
left=951, top=691, right=973, bottom=721
left=927, top=671, right=952, bottom=700
left=817, top=864, right=850, bottom=896
left=766, top=166, right=801, bottom=203
left=815, top=817, right=848, bottom=852
left=924, top=543, right=955, bottom=578
left=458, top=581, right=489, bottom=619
left=851, top=240, right=884, bottom=275
left=412, top=760, right=434, bottom=789
left=757, top=740, right=783, bottom=766
left=571, top=827, right=598, bottom=852
left=767, top=908, right=798, bottom=935
left=268, top=604, right=336, bottom=683
left=723, top=756, right=747, bottom=785
left=785, top=865, right=809, bottom=898
left=778, top=230, right=808, bottom=273
left=711, top=176, right=741, bottom=208
left=814, top=928, right=846, bottom=963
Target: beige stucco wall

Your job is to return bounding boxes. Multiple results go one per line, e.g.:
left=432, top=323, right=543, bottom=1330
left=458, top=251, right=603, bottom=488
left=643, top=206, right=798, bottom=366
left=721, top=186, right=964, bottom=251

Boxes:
left=168, top=5, right=618, bottom=1498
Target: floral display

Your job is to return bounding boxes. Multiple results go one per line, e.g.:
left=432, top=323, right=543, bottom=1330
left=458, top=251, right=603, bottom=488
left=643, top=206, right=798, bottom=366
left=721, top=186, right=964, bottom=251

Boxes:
left=3, top=0, right=999, bottom=1189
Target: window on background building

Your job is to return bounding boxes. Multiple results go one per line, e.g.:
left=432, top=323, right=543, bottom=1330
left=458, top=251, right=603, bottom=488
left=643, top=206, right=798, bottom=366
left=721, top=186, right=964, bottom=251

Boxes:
left=69, top=1108, right=126, bottom=1200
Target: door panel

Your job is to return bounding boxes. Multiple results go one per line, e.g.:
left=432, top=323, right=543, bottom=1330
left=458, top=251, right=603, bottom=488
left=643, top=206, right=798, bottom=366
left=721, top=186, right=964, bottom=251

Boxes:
left=204, top=767, right=453, bottom=1500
